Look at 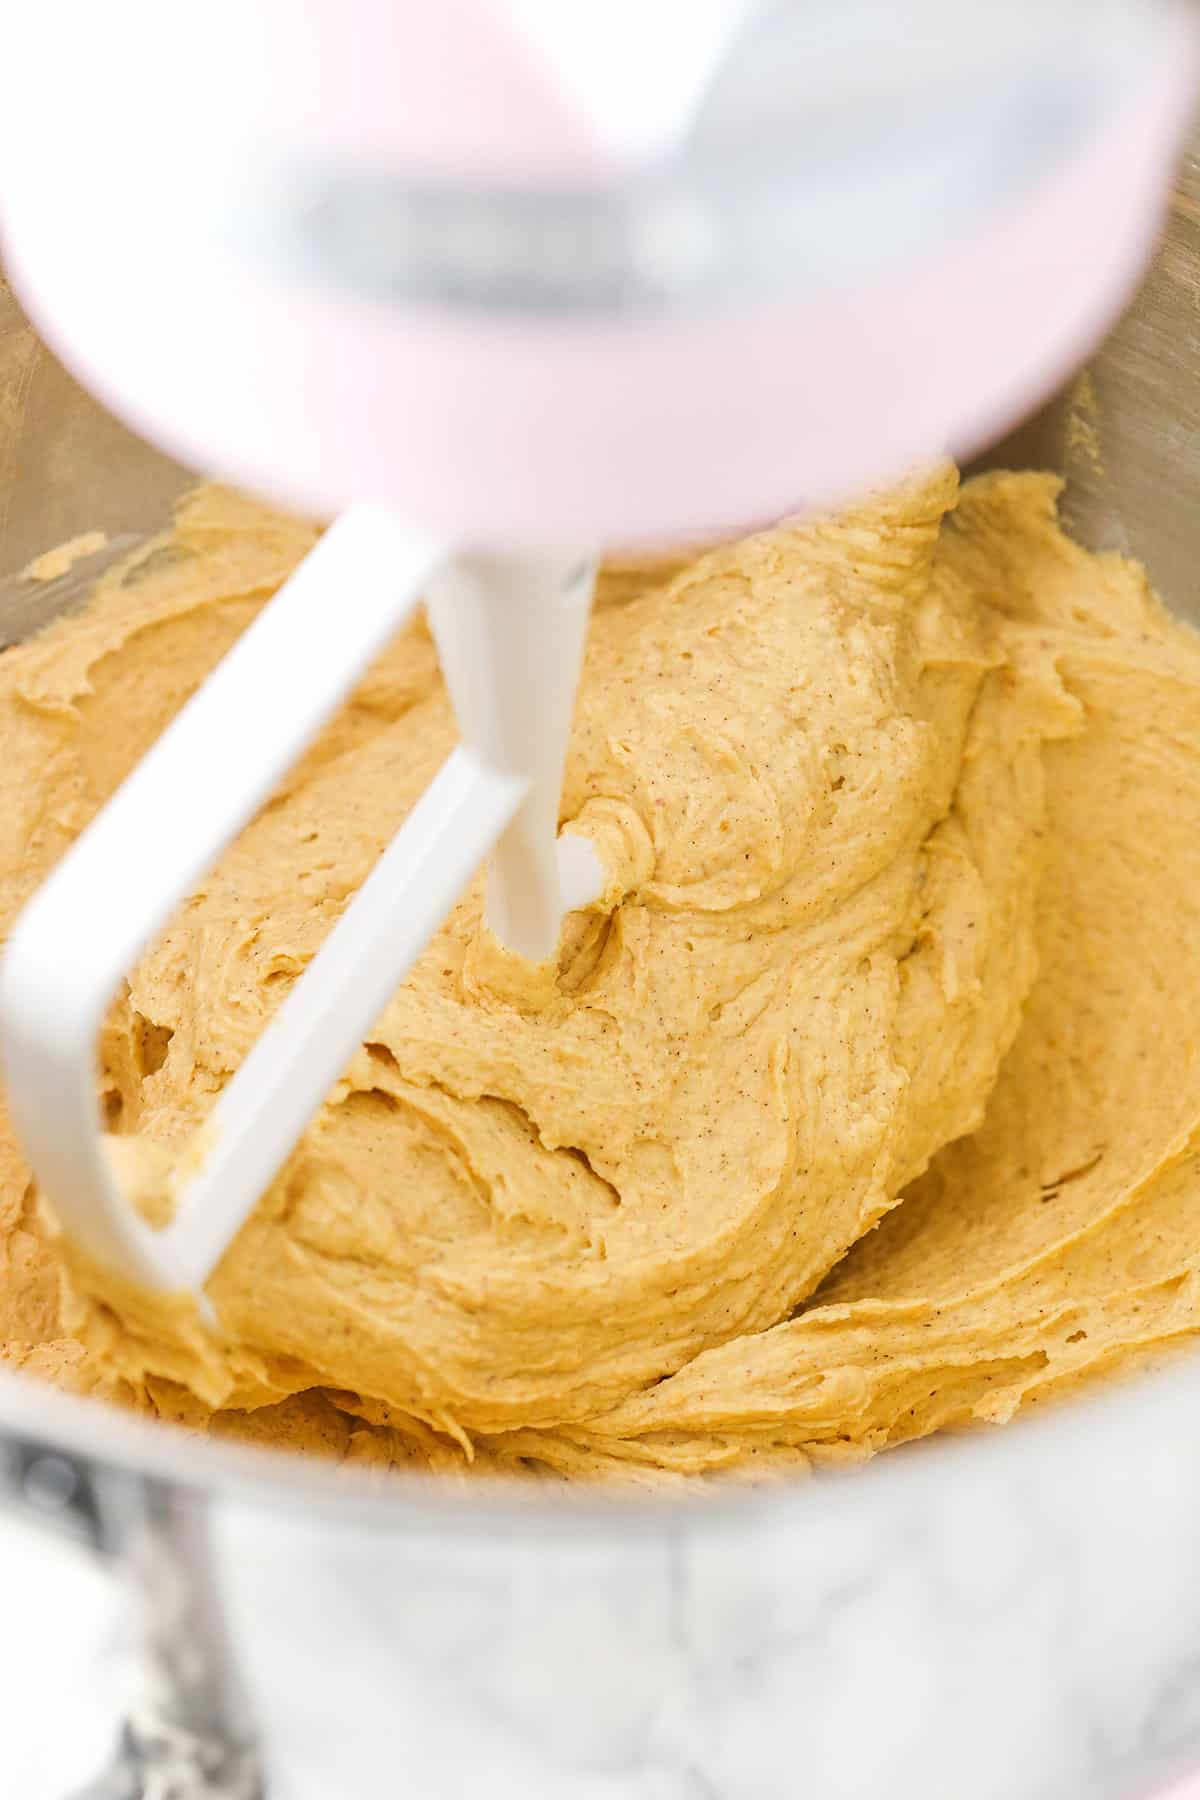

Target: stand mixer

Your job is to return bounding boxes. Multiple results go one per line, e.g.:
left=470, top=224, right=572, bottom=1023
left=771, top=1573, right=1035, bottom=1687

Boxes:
left=0, top=0, right=1195, bottom=1310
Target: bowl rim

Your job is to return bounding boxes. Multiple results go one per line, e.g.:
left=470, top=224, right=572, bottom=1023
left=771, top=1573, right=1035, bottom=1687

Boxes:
left=0, top=1334, right=1190, bottom=1538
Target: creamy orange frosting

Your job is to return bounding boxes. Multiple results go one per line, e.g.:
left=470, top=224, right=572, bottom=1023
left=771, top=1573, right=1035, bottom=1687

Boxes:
left=2, top=468, right=1197, bottom=1486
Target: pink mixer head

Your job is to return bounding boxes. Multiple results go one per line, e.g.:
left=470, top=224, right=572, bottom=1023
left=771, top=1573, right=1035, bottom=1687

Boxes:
left=0, top=0, right=1197, bottom=545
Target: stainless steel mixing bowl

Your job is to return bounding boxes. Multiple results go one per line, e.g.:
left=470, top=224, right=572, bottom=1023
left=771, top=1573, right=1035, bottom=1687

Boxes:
left=3, top=143, right=1200, bottom=1800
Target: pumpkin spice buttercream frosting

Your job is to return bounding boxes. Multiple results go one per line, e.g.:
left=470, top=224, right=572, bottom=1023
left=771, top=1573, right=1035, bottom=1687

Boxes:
left=2, top=465, right=1199, bottom=1487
